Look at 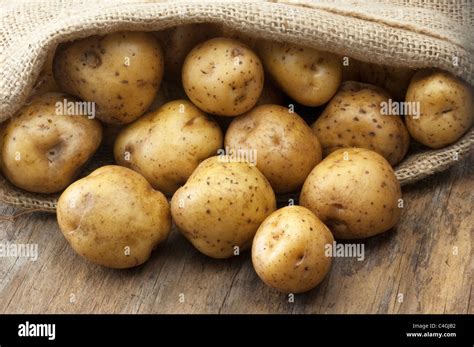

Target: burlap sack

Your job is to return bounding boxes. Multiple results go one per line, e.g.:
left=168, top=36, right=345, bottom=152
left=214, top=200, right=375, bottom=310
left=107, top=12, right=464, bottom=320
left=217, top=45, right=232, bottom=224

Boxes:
left=0, top=0, right=473, bottom=212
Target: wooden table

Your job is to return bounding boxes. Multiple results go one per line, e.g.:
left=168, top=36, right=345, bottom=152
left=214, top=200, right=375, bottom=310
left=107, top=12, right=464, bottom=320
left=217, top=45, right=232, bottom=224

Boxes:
left=0, top=153, right=472, bottom=314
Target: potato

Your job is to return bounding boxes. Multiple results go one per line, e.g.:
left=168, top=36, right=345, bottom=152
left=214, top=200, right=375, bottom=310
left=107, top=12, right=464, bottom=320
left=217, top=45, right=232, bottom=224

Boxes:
left=405, top=70, right=473, bottom=149
left=259, top=41, right=341, bottom=106
left=252, top=206, right=334, bottom=293
left=114, top=100, right=223, bottom=195
left=182, top=37, right=264, bottom=116
left=359, top=62, right=415, bottom=100
left=57, top=165, right=171, bottom=269
left=312, top=81, right=410, bottom=165
left=225, top=105, right=322, bottom=193
left=300, top=148, right=401, bottom=239
left=171, top=156, right=276, bottom=258
left=1, top=93, right=102, bottom=194
left=53, top=31, right=164, bottom=124
left=31, top=49, right=60, bottom=96
left=158, top=24, right=221, bottom=82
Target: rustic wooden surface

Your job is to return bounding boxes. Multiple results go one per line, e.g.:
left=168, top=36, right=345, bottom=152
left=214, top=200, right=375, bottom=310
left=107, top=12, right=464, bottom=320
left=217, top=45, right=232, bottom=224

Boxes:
left=0, top=153, right=472, bottom=314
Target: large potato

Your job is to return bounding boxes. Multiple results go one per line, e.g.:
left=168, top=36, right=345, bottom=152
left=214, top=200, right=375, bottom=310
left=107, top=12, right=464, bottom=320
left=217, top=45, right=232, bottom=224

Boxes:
left=312, top=82, right=410, bottom=165
left=259, top=41, right=341, bottom=106
left=54, top=31, right=164, bottom=124
left=171, top=156, right=276, bottom=258
left=359, top=62, right=415, bottom=100
left=158, top=24, right=220, bottom=82
left=182, top=37, right=264, bottom=116
left=225, top=105, right=322, bottom=193
left=1, top=93, right=102, bottom=194
left=57, top=165, right=171, bottom=269
left=300, top=148, right=401, bottom=239
left=114, top=100, right=223, bottom=195
left=252, top=206, right=334, bottom=294
left=405, top=70, right=473, bottom=148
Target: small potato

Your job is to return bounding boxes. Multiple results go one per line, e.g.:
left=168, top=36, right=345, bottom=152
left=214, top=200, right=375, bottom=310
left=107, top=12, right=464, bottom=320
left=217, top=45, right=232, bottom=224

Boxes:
left=259, top=41, right=341, bottom=106
left=54, top=31, right=164, bottom=124
left=31, top=49, right=60, bottom=96
left=171, top=156, right=276, bottom=258
left=57, top=165, right=171, bottom=269
left=312, top=81, right=410, bottom=165
left=158, top=24, right=221, bottom=82
left=405, top=70, right=473, bottom=149
left=252, top=206, right=334, bottom=294
left=300, top=148, right=401, bottom=239
left=359, top=62, right=415, bottom=100
left=225, top=105, right=322, bottom=193
left=114, top=100, right=223, bottom=195
left=1, top=93, right=102, bottom=194
left=182, top=37, right=264, bottom=116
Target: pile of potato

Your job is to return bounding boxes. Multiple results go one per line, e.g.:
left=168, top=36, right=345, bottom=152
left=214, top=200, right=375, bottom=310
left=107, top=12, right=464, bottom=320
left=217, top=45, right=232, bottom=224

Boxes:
left=1, top=24, right=472, bottom=294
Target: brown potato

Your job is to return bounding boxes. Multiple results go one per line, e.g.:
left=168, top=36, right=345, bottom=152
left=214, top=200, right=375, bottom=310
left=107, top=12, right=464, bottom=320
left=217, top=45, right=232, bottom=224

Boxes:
left=57, top=165, right=171, bottom=269
left=359, top=62, right=415, bottom=100
left=312, top=81, right=410, bottom=165
left=171, top=156, right=276, bottom=259
left=300, top=148, right=401, bottom=239
left=259, top=41, right=342, bottom=106
left=182, top=37, right=264, bottom=116
left=114, top=100, right=223, bottom=195
left=53, top=31, right=164, bottom=124
left=405, top=69, right=473, bottom=148
left=225, top=104, right=322, bottom=193
left=252, top=206, right=334, bottom=294
left=31, top=48, right=60, bottom=96
left=1, top=93, right=102, bottom=194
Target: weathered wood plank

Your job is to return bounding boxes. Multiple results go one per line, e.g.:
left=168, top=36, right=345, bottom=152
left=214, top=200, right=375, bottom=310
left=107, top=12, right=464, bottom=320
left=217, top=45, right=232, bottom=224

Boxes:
left=0, top=153, right=471, bottom=314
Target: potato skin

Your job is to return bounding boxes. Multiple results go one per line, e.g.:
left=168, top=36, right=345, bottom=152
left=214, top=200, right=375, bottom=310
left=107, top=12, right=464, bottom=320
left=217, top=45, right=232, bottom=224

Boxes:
left=359, top=63, right=415, bottom=100
left=114, top=100, right=223, bottom=195
left=225, top=105, right=322, bottom=193
left=312, top=82, right=410, bottom=166
left=171, top=156, right=276, bottom=259
left=300, top=148, right=401, bottom=239
left=405, top=70, right=473, bottom=149
left=31, top=49, right=60, bottom=96
left=259, top=41, right=341, bottom=106
left=252, top=206, right=334, bottom=294
left=53, top=31, right=164, bottom=124
left=182, top=37, right=264, bottom=116
left=1, top=93, right=102, bottom=194
left=57, top=165, right=171, bottom=269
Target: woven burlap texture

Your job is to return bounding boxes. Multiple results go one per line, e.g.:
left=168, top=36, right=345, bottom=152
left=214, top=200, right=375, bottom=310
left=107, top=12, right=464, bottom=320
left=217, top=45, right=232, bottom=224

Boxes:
left=0, top=0, right=473, bottom=212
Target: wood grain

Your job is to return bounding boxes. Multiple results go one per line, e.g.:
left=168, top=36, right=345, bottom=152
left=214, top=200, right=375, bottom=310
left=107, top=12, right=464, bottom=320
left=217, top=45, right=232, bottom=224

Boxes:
left=0, top=153, right=472, bottom=314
